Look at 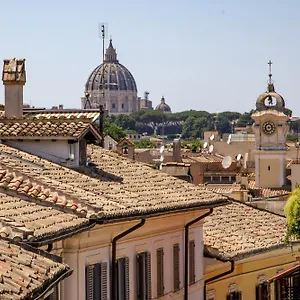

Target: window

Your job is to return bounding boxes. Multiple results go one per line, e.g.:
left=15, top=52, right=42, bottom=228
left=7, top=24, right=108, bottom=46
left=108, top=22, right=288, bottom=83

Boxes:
left=189, top=240, right=195, bottom=285
left=173, top=243, right=180, bottom=292
left=136, top=252, right=151, bottom=300
left=274, top=269, right=300, bottom=300
left=116, top=257, right=129, bottom=300
left=256, top=282, right=268, bottom=300
left=121, top=103, right=124, bottom=109
left=268, top=166, right=271, bottom=171
left=226, top=291, right=242, bottom=300
left=156, top=248, right=164, bottom=297
left=112, top=103, right=116, bottom=109
left=85, top=262, right=108, bottom=300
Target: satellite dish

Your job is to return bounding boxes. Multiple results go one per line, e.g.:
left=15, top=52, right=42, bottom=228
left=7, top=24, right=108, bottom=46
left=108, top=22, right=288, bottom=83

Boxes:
left=222, top=156, right=232, bottom=169
left=159, top=145, right=165, bottom=154
left=208, top=145, right=214, bottom=153
left=160, top=155, right=164, bottom=162
left=227, top=138, right=231, bottom=145
left=228, top=134, right=232, bottom=140
left=210, top=134, right=215, bottom=141
left=203, top=142, right=208, bottom=149
left=237, top=154, right=242, bottom=161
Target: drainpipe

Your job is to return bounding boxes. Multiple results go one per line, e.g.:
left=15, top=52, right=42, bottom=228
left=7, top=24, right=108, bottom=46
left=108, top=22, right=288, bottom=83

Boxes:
left=203, top=259, right=234, bottom=300
left=111, top=219, right=145, bottom=300
left=184, top=208, right=213, bottom=300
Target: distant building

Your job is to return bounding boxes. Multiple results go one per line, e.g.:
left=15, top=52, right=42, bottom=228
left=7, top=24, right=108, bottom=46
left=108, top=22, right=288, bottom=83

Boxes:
left=82, top=39, right=138, bottom=114
left=155, top=96, right=172, bottom=113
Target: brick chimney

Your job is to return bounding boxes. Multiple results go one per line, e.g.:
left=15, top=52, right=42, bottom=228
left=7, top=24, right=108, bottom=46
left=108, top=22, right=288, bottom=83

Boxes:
left=2, top=58, right=26, bottom=117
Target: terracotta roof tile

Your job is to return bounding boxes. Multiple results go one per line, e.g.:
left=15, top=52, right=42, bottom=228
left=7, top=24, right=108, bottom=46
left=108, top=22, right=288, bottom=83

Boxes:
left=248, top=180, right=290, bottom=198
left=204, top=201, right=288, bottom=260
left=0, top=118, right=92, bottom=139
left=0, top=144, right=228, bottom=221
left=0, top=240, right=70, bottom=299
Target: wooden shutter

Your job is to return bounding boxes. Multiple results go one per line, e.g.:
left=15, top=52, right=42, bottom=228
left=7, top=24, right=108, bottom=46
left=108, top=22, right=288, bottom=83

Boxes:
left=116, top=257, right=129, bottom=300
left=86, top=265, right=94, bottom=300
left=189, top=240, right=195, bottom=285
left=136, top=253, right=145, bottom=300
left=48, top=285, right=59, bottom=300
left=146, top=251, right=152, bottom=300
left=100, top=262, right=108, bottom=300
left=124, top=257, right=130, bottom=300
left=173, top=243, right=180, bottom=292
left=256, top=283, right=268, bottom=300
left=156, top=248, right=164, bottom=297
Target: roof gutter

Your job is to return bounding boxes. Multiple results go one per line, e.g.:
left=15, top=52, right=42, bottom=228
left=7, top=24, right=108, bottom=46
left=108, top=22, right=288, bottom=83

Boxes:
left=203, top=258, right=235, bottom=300
left=111, top=219, right=145, bottom=300
left=184, top=208, right=213, bottom=300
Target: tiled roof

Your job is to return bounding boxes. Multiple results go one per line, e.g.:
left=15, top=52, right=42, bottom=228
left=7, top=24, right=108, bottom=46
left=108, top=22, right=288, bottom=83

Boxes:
left=24, top=110, right=101, bottom=122
left=0, top=240, right=71, bottom=299
left=182, top=153, right=224, bottom=163
left=204, top=201, right=288, bottom=260
left=0, top=189, right=90, bottom=243
left=248, top=180, right=290, bottom=198
left=200, top=183, right=243, bottom=195
left=0, top=118, right=92, bottom=139
left=0, top=144, right=228, bottom=222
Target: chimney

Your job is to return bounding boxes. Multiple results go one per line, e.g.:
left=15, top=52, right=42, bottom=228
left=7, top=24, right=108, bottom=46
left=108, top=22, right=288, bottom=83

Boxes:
left=59, top=104, right=64, bottom=110
left=2, top=58, right=26, bottom=117
left=173, top=138, right=182, bottom=162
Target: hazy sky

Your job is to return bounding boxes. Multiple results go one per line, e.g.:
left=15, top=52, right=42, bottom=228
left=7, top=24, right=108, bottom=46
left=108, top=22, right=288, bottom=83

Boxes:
left=1, top=1, right=300, bottom=115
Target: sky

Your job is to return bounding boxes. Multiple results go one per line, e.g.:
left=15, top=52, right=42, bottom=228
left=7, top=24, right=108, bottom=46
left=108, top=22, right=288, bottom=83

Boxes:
left=1, top=1, right=300, bottom=115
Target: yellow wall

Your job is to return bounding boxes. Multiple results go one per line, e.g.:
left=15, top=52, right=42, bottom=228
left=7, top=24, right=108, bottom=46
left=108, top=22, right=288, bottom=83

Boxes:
left=259, top=158, right=280, bottom=187
left=205, top=247, right=300, bottom=300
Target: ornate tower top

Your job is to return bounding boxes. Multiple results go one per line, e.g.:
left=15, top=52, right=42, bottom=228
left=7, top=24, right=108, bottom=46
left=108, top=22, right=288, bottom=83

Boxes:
left=104, top=39, right=118, bottom=63
left=255, top=61, right=285, bottom=112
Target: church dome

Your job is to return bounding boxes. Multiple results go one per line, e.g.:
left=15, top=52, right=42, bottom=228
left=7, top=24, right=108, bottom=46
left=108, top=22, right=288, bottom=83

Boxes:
left=155, top=96, right=172, bottom=112
left=85, top=39, right=137, bottom=92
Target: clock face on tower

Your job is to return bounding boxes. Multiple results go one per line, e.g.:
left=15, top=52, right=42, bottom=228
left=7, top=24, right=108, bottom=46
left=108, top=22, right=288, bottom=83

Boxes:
left=262, top=121, right=276, bottom=135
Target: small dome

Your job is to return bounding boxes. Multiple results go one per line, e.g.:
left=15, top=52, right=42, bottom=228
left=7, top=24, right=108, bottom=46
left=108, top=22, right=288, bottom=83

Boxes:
left=85, top=39, right=137, bottom=92
left=155, top=96, right=171, bottom=112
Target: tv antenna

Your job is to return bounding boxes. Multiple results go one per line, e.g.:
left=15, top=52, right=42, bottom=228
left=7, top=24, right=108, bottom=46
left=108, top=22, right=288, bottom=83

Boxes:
left=221, top=156, right=232, bottom=169
left=98, top=22, right=108, bottom=134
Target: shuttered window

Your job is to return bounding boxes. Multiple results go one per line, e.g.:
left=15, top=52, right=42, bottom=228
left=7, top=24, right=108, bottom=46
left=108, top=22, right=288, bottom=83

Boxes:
left=136, top=251, right=151, bottom=300
left=226, top=291, right=242, bottom=300
left=173, top=243, right=180, bottom=292
left=116, top=257, right=130, bottom=300
left=85, top=262, right=108, bottom=300
left=256, top=282, right=268, bottom=300
left=156, top=248, right=164, bottom=297
left=189, top=240, right=195, bottom=285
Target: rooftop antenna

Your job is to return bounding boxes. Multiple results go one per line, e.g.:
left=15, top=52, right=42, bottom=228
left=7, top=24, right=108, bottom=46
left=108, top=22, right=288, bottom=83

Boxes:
left=221, top=156, right=232, bottom=169
left=98, top=23, right=108, bottom=143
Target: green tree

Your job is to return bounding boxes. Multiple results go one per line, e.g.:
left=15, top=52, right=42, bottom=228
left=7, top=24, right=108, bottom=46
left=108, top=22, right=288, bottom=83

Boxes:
left=285, top=185, right=300, bottom=240
left=104, top=118, right=126, bottom=142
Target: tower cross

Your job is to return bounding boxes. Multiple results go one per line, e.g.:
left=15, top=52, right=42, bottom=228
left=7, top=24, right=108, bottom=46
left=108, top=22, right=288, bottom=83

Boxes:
left=268, top=60, right=273, bottom=84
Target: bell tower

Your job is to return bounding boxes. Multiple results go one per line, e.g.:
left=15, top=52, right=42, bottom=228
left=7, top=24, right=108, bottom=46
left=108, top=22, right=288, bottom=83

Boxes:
left=251, top=61, right=289, bottom=188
